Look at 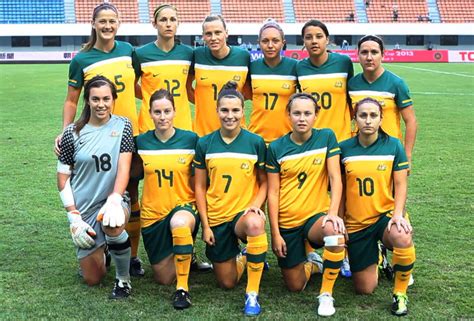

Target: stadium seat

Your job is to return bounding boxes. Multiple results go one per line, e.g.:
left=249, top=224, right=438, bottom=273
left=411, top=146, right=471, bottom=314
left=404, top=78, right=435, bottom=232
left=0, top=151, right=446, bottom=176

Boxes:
left=75, top=0, right=138, bottom=23
left=365, top=0, right=430, bottom=23
left=0, top=0, right=65, bottom=24
left=293, top=0, right=357, bottom=23
left=148, top=0, right=210, bottom=23
left=221, top=0, right=284, bottom=23
left=437, top=0, right=474, bottom=23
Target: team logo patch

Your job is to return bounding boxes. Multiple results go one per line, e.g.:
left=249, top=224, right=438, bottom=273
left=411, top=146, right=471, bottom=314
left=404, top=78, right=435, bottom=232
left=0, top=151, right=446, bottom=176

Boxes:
left=127, top=64, right=133, bottom=69
left=282, top=83, right=290, bottom=90
left=177, top=157, right=186, bottom=164
left=313, top=158, right=322, bottom=165
left=241, top=162, right=250, bottom=170
left=377, top=164, right=387, bottom=171
left=182, top=68, right=188, bottom=74
left=334, top=80, right=343, bottom=88
left=110, top=130, right=119, bottom=137
left=233, top=75, right=241, bottom=81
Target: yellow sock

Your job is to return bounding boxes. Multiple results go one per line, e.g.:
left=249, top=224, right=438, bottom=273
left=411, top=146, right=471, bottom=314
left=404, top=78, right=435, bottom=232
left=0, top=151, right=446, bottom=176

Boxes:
left=245, top=234, right=268, bottom=294
left=320, top=248, right=345, bottom=295
left=392, top=246, right=415, bottom=295
left=236, top=253, right=247, bottom=282
left=172, top=226, right=193, bottom=292
left=126, top=202, right=141, bottom=257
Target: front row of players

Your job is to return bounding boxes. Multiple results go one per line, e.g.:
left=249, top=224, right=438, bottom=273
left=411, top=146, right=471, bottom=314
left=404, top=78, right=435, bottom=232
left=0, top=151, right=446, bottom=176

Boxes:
left=57, top=76, right=415, bottom=317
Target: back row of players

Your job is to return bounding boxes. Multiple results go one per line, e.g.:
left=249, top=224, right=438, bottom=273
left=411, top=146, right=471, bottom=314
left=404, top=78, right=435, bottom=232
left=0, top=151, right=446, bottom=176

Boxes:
left=56, top=2, right=417, bottom=318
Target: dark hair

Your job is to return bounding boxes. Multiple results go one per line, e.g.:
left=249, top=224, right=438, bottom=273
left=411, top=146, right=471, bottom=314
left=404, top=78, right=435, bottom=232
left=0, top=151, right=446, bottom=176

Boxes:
left=357, top=34, right=384, bottom=52
left=353, top=97, right=388, bottom=138
left=83, top=3, right=119, bottom=51
left=202, top=14, right=227, bottom=31
left=217, top=81, right=244, bottom=108
left=149, top=89, right=175, bottom=111
left=153, top=3, right=177, bottom=23
left=301, top=19, right=329, bottom=38
left=259, top=18, right=284, bottom=40
left=74, top=75, right=117, bottom=134
left=286, top=92, right=320, bottom=114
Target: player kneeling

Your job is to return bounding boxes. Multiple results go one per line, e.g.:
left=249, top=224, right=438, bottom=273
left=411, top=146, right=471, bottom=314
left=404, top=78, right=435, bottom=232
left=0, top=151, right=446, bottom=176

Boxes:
left=339, top=98, right=415, bottom=316
left=57, top=75, right=134, bottom=298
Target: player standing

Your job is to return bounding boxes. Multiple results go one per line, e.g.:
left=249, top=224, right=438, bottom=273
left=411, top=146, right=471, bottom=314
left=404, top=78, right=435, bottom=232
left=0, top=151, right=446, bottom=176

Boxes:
left=266, top=93, right=346, bottom=317
left=339, top=97, right=415, bottom=316
left=193, top=15, right=251, bottom=136
left=57, top=76, right=134, bottom=298
left=249, top=19, right=298, bottom=144
left=193, top=82, right=268, bottom=316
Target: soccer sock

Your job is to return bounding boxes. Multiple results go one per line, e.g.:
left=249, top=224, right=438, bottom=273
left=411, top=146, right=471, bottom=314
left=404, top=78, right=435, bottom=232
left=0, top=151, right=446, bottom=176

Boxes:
left=106, top=230, right=131, bottom=281
left=320, top=248, right=345, bottom=295
left=392, top=246, right=416, bottom=295
left=236, top=252, right=247, bottom=282
left=126, top=202, right=141, bottom=258
left=304, top=259, right=321, bottom=281
left=245, top=234, right=268, bottom=294
left=172, top=226, right=193, bottom=292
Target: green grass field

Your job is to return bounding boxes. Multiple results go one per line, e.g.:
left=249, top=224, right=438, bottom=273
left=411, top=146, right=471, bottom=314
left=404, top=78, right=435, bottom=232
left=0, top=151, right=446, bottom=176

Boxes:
left=1, top=63, right=473, bottom=319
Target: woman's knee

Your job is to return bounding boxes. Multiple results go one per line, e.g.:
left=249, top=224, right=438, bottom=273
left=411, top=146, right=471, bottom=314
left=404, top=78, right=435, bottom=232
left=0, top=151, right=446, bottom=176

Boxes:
left=218, top=277, right=237, bottom=290
left=243, top=215, right=265, bottom=235
left=354, top=282, right=377, bottom=295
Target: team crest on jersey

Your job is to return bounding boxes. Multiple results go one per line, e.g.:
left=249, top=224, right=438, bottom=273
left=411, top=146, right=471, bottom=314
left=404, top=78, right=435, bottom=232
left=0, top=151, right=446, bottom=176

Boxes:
left=110, top=130, right=119, bottom=137
left=127, top=64, right=133, bottom=69
left=334, top=81, right=343, bottom=88
left=233, top=75, right=241, bottom=81
left=182, top=68, right=188, bottom=74
left=313, top=158, right=322, bottom=165
left=282, top=83, right=290, bottom=90
left=377, top=164, right=387, bottom=171
left=241, top=162, right=250, bottom=170
left=177, top=157, right=186, bottom=164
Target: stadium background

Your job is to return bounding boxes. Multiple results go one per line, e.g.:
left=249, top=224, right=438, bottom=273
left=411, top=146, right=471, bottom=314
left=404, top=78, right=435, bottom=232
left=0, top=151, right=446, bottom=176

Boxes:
left=0, top=0, right=473, bottom=319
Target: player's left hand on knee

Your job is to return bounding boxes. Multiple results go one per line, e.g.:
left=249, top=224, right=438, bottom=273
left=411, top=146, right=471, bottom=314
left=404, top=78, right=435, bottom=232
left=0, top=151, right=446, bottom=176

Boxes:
left=388, top=216, right=412, bottom=234
left=243, top=206, right=266, bottom=221
left=322, top=214, right=346, bottom=234
left=98, top=193, right=125, bottom=228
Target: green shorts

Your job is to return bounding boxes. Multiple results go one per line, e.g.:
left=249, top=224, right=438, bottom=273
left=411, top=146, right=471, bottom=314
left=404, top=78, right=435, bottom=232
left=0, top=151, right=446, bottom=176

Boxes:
left=206, top=211, right=245, bottom=263
left=347, top=213, right=391, bottom=273
left=278, top=213, right=326, bottom=269
left=142, top=204, right=200, bottom=265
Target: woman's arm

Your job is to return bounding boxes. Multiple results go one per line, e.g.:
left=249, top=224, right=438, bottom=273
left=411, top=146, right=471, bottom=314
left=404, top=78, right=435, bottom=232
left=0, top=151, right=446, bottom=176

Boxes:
left=267, top=172, right=286, bottom=257
left=63, top=86, right=82, bottom=129
left=323, top=155, right=345, bottom=234
left=388, top=169, right=412, bottom=233
left=195, top=167, right=215, bottom=245
left=113, top=152, right=132, bottom=196
left=400, top=105, right=417, bottom=169
left=186, top=74, right=195, bottom=104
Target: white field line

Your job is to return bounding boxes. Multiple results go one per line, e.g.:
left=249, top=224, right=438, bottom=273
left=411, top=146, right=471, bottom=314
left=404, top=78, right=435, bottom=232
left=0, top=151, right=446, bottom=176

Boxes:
left=411, top=91, right=474, bottom=96
left=390, top=64, right=474, bottom=78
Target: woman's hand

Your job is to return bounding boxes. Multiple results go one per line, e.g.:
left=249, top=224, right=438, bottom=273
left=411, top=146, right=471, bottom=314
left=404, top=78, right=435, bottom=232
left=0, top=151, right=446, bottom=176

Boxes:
left=271, top=233, right=287, bottom=258
left=243, top=206, right=266, bottom=221
left=387, top=215, right=413, bottom=234
left=322, top=214, right=346, bottom=235
left=202, top=226, right=215, bottom=246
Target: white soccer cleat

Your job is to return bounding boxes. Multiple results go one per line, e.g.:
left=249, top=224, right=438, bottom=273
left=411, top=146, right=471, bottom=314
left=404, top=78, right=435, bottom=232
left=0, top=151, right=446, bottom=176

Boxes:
left=317, top=292, right=336, bottom=317
left=408, top=274, right=414, bottom=286
left=307, top=251, right=323, bottom=274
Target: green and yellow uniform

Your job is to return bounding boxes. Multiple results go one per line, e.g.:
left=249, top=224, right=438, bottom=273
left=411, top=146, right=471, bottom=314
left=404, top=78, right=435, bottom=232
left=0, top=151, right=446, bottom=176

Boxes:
left=134, top=43, right=193, bottom=133
left=296, top=52, right=354, bottom=142
left=249, top=57, right=298, bottom=144
left=348, top=70, right=413, bottom=141
left=266, top=128, right=341, bottom=230
left=68, top=41, right=138, bottom=135
left=340, top=134, right=409, bottom=234
left=193, top=129, right=266, bottom=227
left=136, top=128, right=198, bottom=228
left=194, top=46, right=250, bottom=136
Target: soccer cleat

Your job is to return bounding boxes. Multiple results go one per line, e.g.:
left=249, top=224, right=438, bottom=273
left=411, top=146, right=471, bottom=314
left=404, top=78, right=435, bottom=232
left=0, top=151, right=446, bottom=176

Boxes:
left=307, top=251, right=323, bottom=274
left=317, top=292, right=336, bottom=317
left=190, top=252, right=213, bottom=272
left=173, top=289, right=192, bottom=310
left=391, top=293, right=408, bottom=316
left=243, top=291, right=261, bottom=316
left=408, top=274, right=414, bottom=287
left=378, top=243, right=394, bottom=280
left=340, top=257, right=352, bottom=278
left=110, top=279, right=131, bottom=299
left=129, top=256, right=145, bottom=277
left=105, top=247, right=111, bottom=270
left=241, top=247, right=270, bottom=271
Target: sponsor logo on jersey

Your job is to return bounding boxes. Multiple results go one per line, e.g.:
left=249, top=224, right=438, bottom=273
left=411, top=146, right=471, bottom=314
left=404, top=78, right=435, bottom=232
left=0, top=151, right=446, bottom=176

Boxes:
left=79, top=140, right=85, bottom=145
left=152, top=73, right=160, bottom=77
left=178, top=157, right=186, bottom=164
left=377, top=164, right=387, bottom=171
left=233, top=75, right=241, bottom=81
left=313, top=158, right=323, bottom=165
left=110, top=130, right=119, bottom=137
left=335, top=80, right=343, bottom=88
left=200, top=76, right=208, bottom=80
left=346, top=169, right=353, bottom=174
left=144, top=162, right=150, bottom=166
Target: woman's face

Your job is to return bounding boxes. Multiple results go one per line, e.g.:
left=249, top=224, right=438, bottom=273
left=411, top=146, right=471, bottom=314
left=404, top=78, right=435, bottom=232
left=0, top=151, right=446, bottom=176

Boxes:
left=93, top=9, right=119, bottom=43
left=259, top=27, right=284, bottom=61
left=88, top=85, right=114, bottom=123
left=358, top=40, right=383, bottom=73
left=154, top=7, right=178, bottom=40
left=355, top=102, right=382, bottom=136
left=288, top=98, right=317, bottom=135
left=202, top=19, right=228, bottom=53
left=303, top=26, right=329, bottom=58
left=150, top=98, right=175, bottom=131
left=217, top=97, right=243, bottom=132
